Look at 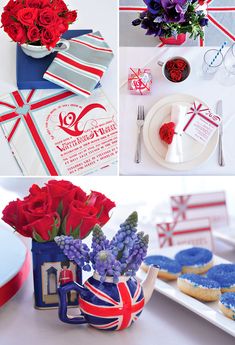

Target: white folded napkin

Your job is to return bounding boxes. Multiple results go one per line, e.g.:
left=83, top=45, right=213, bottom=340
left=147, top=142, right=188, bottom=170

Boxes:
left=165, top=103, right=188, bottom=163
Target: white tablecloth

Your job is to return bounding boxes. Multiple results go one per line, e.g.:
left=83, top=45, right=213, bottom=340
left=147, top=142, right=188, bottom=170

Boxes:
left=120, top=47, right=235, bottom=176
left=0, top=0, right=117, bottom=176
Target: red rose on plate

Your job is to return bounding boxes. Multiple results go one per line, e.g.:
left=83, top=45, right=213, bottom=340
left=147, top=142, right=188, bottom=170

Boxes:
left=17, top=8, right=38, bottom=26
left=41, top=27, right=60, bottom=48
left=63, top=201, right=99, bottom=239
left=27, top=25, right=40, bottom=42
left=87, top=191, right=116, bottom=226
left=159, top=122, right=176, bottom=144
left=22, top=212, right=60, bottom=242
left=169, top=69, right=183, bottom=82
left=4, top=23, right=27, bottom=44
left=175, top=59, right=187, bottom=71
left=166, top=60, right=175, bottom=70
left=39, top=8, right=57, bottom=27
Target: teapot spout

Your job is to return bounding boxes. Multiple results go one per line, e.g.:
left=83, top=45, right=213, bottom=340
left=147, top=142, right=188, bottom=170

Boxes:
left=141, top=265, right=159, bottom=304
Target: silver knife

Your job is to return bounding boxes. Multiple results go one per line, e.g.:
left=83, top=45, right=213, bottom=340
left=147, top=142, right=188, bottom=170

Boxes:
left=217, top=100, right=225, bottom=167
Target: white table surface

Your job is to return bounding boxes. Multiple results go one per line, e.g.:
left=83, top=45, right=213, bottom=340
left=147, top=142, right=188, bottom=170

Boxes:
left=119, top=47, right=235, bottom=176
left=0, top=234, right=235, bottom=345
left=0, top=0, right=118, bottom=176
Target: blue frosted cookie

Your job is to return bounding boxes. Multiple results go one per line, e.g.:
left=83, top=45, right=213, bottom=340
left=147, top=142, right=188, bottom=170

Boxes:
left=142, top=255, right=182, bottom=280
left=219, top=292, right=235, bottom=320
left=175, top=247, right=213, bottom=274
left=177, top=273, right=221, bottom=301
left=207, top=264, right=235, bottom=292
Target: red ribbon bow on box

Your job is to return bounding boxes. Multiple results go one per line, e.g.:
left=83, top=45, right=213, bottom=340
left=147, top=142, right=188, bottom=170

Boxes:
left=0, top=89, right=74, bottom=175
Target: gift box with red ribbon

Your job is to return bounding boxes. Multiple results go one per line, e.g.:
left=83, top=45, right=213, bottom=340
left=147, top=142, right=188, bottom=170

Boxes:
left=0, top=88, right=117, bottom=176
left=157, top=218, right=213, bottom=250
left=170, top=192, right=228, bottom=228
left=128, top=68, right=152, bottom=95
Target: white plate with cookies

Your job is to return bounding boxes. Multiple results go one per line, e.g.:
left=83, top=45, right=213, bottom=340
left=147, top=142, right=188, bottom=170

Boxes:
left=137, top=245, right=235, bottom=337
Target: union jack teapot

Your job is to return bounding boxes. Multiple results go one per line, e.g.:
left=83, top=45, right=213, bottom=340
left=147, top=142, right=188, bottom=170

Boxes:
left=58, top=265, right=159, bottom=331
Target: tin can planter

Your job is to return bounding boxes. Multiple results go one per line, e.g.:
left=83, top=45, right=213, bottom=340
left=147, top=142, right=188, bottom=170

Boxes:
left=159, top=33, right=186, bottom=45
left=31, top=241, right=82, bottom=309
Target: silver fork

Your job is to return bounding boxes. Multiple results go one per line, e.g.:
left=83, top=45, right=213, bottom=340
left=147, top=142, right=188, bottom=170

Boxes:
left=135, top=105, right=145, bottom=163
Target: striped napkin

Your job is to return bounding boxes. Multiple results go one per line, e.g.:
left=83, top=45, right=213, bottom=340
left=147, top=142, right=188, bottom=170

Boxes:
left=43, top=31, right=114, bottom=98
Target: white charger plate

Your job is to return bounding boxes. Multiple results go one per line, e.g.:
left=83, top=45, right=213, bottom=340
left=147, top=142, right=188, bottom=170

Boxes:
left=137, top=245, right=235, bottom=337
left=143, top=94, right=219, bottom=171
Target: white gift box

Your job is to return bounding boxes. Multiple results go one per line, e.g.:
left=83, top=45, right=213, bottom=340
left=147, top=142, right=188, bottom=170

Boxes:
left=0, top=88, right=117, bottom=176
left=170, top=191, right=228, bottom=228
left=157, top=218, right=213, bottom=250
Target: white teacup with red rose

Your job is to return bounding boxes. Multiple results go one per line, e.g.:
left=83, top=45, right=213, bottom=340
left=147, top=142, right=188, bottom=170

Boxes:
left=158, top=57, right=191, bottom=83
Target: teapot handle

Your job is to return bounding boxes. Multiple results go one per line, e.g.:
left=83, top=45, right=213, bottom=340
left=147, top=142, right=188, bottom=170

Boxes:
left=58, top=281, right=88, bottom=324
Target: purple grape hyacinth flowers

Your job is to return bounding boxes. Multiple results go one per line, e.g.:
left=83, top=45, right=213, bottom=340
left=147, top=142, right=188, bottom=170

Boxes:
left=55, top=212, right=149, bottom=283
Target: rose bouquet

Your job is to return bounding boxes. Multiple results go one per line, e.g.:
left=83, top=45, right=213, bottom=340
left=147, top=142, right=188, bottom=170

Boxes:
left=1, top=0, right=77, bottom=49
left=55, top=212, right=149, bottom=283
left=132, top=0, right=208, bottom=40
left=2, top=180, right=115, bottom=242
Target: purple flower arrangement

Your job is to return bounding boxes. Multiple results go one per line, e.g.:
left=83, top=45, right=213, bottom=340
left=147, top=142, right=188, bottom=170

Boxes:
left=132, top=0, right=208, bottom=39
left=55, top=212, right=149, bottom=283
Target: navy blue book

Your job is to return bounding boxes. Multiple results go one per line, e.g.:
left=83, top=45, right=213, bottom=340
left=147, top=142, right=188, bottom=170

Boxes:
left=16, top=29, right=92, bottom=90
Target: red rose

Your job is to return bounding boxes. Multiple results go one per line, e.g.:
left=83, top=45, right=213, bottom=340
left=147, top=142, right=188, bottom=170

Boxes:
left=166, top=60, right=175, bottom=70
left=38, top=8, right=57, bottom=27
left=22, top=184, right=52, bottom=224
left=4, top=22, right=27, bottom=44
left=4, top=0, right=19, bottom=12
left=50, top=0, right=68, bottom=13
left=56, top=17, right=69, bottom=34
left=87, top=191, right=116, bottom=226
left=22, top=212, right=60, bottom=242
left=27, top=25, right=40, bottom=42
left=63, top=201, right=99, bottom=239
left=41, top=27, right=60, bottom=49
left=2, top=200, right=27, bottom=236
left=175, top=59, right=187, bottom=71
left=46, top=180, right=86, bottom=212
left=159, top=122, right=176, bottom=144
left=1, top=11, right=14, bottom=27
left=25, top=0, right=46, bottom=8
left=169, top=69, right=183, bottom=82
left=64, top=10, right=77, bottom=24
left=17, top=8, right=38, bottom=26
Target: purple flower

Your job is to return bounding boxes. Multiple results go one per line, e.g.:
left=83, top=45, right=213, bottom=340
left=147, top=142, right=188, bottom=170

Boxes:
left=144, top=0, right=162, bottom=15
left=161, top=0, right=189, bottom=22
left=199, top=17, right=208, bottom=27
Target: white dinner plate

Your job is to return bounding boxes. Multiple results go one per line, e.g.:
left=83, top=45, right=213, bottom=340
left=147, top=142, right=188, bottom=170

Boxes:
left=137, top=245, right=235, bottom=337
left=143, top=94, right=219, bottom=171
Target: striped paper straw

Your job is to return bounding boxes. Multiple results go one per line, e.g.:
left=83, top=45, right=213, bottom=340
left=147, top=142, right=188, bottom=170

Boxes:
left=209, top=41, right=227, bottom=67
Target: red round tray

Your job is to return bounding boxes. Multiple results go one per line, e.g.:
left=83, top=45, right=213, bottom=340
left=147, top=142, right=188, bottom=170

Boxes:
left=0, top=229, right=30, bottom=307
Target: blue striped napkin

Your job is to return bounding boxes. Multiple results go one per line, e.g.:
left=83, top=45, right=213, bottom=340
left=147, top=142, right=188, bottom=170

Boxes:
left=43, top=31, right=114, bottom=98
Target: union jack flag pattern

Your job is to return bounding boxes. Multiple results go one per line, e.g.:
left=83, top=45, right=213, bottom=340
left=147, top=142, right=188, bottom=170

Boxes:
left=79, top=276, right=145, bottom=331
